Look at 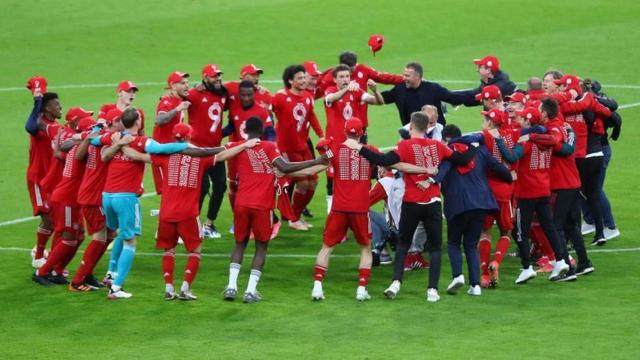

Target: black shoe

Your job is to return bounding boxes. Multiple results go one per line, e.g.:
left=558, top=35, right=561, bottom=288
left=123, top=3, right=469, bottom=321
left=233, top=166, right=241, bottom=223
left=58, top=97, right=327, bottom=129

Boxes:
left=576, top=261, right=595, bottom=276
left=302, top=207, right=314, bottom=218
left=48, top=273, right=69, bottom=285
left=558, top=267, right=577, bottom=282
left=85, top=274, right=105, bottom=288
left=591, top=236, right=606, bottom=246
left=372, top=251, right=381, bottom=267
left=32, top=272, right=53, bottom=286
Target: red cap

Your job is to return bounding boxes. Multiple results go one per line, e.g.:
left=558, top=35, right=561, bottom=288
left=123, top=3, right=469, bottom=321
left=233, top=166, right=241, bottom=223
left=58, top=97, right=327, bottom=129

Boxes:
left=368, top=34, right=385, bottom=55
left=26, top=76, right=48, bottom=94
left=76, top=117, right=96, bottom=132
left=481, top=109, right=506, bottom=126
left=475, top=85, right=502, bottom=102
left=473, top=55, right=500, bottom=73
left=553, top=74, right=579, bottom=87
left=103, top=109, right=122, bottom=126
left=516, top=107, right=542, bottom=125
left=303, top=61, right=320, bottom=77
left=117, top=80, right=138, bottom=93
left=505, top=92, right=527, bottom=104
left=240, top=64, right=263, bottom=77
left=202, top=64, right=223, bottom=77
left=173, top=123, right=192, bottom=140
left=167, top=71, right=190, bottom=87
left=65, top=107, right=94, bottom=122
left=344, top=117, right=364, bottom=136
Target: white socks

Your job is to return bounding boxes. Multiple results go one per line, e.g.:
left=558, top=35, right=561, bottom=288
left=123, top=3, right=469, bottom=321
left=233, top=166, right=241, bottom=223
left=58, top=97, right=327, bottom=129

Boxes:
left=228, top=263, right=241, bottom=289
left=246, top=269, right=262, bottom=294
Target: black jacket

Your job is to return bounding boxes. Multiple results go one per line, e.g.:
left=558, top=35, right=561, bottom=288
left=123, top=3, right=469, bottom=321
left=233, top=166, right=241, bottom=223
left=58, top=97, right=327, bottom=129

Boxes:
left=455, top=70, right=518, bottom=106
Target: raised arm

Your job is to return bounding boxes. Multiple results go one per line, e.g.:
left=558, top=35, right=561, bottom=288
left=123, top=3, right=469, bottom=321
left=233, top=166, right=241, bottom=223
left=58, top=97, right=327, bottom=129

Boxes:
left=363, top=80, right=383, bottom=105
left=25, top=96, right=43, bottom=136
left=156, top=101, right=190, bottom=125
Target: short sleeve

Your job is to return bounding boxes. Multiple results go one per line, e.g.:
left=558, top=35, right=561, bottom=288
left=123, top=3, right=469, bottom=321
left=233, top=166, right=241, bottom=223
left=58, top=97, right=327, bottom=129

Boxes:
left=394, top=140, right=406, bottom=161
left=267, top=143, right=281, bottom=162
left=156, top=98, right=177, bottom=114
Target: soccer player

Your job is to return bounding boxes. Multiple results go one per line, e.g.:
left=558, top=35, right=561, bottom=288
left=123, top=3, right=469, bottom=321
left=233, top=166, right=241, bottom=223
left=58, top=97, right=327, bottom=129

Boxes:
left=222, top=117, right=327, bottom=303
left=345, top=111, right=476, bottom=302
left=187, top=64, right=229, bottom=239
left=303, top=60, right=324, bottom=100
left=226, top=64, right=272, bottom=111
left=272, top=64, right=325, bottom=231
left=98, top=80, right=145, bottom=135
left=24, top=83, right=62, bottom=268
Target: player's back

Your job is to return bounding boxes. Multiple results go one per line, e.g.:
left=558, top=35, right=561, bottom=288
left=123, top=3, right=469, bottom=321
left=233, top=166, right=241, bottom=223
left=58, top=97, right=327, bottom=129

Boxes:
left=103, top=135, right=147, bottom=194
left=233, top=140, right=280, bottom=210
left=329, top=142, right=376, bottom=213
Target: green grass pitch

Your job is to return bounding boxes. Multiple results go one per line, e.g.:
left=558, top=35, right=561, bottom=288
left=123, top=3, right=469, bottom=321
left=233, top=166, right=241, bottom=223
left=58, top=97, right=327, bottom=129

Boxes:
left=1, top=0, right=640, bottom=358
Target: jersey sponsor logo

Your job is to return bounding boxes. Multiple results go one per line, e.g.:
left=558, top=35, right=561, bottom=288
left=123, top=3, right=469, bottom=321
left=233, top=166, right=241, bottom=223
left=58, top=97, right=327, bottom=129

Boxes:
left=342, top=102, right=353, bottom=120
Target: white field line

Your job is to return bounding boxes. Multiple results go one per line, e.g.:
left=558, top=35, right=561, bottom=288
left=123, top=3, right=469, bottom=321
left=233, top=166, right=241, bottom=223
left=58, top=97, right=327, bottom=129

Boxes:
left=3, top=79, right=640, bottom=92
left=0, top=246, right=638, bottom=257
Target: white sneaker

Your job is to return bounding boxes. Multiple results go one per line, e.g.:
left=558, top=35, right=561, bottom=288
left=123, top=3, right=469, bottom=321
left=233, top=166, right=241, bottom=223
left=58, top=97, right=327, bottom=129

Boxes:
left=467, top=285, right=481, bottom=296
left=426, top=288, right=440, bottom=302
left=604, top=227, right=621, bottom=240
left=356, top=286, right=371, bottom=301
left=446, top=275, right=465, bottom=295
left=549, top=259, right=569, bottom=281
left=108, top=289, right=133, bottom=300
left=311, top=280, right=324, bottom=301
left=300, top=219, right=314, bottom=228
left=288, top=220, right=309, bottom=231
left=515, top=266, right=537, bottom=284
left=581, top=222, right=596, bottom=235
left=383, top=280, right=401, bottom=299
left=32, top=257, right=46, bottom=269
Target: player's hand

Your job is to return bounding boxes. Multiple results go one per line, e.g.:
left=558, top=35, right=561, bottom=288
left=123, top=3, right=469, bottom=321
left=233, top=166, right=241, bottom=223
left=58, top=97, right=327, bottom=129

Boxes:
left=111, top=132, right=122, bottom=143
left=318, top=154, right=330, bottom=165
left=117, top=134, right=133, bottom=146
left=343, top=138, right=362, bottom=150
left=569, top=88, right=578, bottom=99
left=416, top=180, right=431, bottom=191
left=244, top=138, right=260, bottom=148
left=33, top=89, right=43, bottom=97
left=347, top=81, right=359, bottom=92
left=426, top=166, right=438, bottom=175
left=518, top=134, right=530, bottom=143
left=510, top=170, right=518, bottom=181
left=367, top=79, right=377, bottom=91
left=177, top=101, right=191, bottom=111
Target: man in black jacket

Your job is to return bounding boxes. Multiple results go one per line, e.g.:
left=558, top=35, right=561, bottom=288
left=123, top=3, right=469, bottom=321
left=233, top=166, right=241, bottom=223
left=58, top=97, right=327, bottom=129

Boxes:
left=455, top=55, right=517, bottom=107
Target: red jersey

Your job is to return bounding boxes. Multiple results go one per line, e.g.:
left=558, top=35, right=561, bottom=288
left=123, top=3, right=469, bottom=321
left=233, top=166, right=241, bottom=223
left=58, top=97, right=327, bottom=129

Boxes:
left=27, top=117, right=59, bottom=183
left=103, top=135, right=148, bottom=194
left=229, top=140, right=281, bottom=210
left=151, top=153, right=214, bottom=222
left=318, top=63, right=402, bottom=127
left=50, top=145, right=87, bottom=206
left=559, top=93, right=612, bottom=158
left=328, top=142, right=378, bottom=213
left=482, top=128, right=518, bottom=200
left=394, top=138, right=453, bottom=203
left=153, top=95, right=184, bottom=143
left=77, top=139, right=109, bottom=206
left=514, top=141, right=553, bottom=199
left=186, top=88, right=226, bottom=147
left=98, top=104, right=146, bottom=134
left=226, top=81, right=273, bottom=111
left=546, top=116, right=581, bottom=190
left=272, top=88, right=324, bottom=153
left=227, top=101, right=273, bottom=142
left=40, top=125, right=74, bottom=194
left=324, top=86, right=367, bottom=143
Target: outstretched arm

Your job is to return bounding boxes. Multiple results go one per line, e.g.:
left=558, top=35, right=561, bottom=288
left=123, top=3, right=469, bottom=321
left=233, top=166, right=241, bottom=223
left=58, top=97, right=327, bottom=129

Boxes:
left=391, top=162, right=437, bottom=175
left=25, top=96, right=43, bottom=136
left=273, top=156, right=326, bottom=174
left=284, top=164, right=329, bottom=177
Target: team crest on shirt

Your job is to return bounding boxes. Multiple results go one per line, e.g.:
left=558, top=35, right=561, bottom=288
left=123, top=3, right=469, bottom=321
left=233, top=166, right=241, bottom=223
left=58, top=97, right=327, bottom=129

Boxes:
left=306, top=98, right=310, bottom=105
left=357, top=72, right=363, bottom=79
left=202, top=98, right=208, bottom=103
left=343, top=103, right=353, bottom=120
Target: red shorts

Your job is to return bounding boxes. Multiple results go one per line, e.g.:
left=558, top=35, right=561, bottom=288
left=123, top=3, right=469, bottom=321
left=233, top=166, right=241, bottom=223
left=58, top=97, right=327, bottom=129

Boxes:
left=234, top=206, right=272, bottom=242
left=81, top=205, right=106, bottom=234
left=281, top=148, right=318, bottom=182
left=151, top=164, right=163, bottom=195
left=27, top=180, right=50, bottom=216
left=52, top=202, right=82, bottom=233
left=483, top=199, right=514, bottom=231
left=323, top=211, right=371, bottom=247
left=156, top=217, right=202, bottom=252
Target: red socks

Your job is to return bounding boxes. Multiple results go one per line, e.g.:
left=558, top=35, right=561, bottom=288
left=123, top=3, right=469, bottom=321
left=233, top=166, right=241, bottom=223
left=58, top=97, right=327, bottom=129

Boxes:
left=493, top=236, right=511, bottom=264
left=71, top=240, right=107, bottom=285
left=184, top=253, right=201, bottom=285
left=478, top=237, right=492, bottom=275
left=37, top=240, right=76, bottom=276
left=358, top=268, right=371, bottom=287
left=292, top=189, right=307, bottom=218
left=35, top=227, right=52, bottom=259
left=162, top=251, right=175, bottom=285
left=314, top=265, right=327, bottom=281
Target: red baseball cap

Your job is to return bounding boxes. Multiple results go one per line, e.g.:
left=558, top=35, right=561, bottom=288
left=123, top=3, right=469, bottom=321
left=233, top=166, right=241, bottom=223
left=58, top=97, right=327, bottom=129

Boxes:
left=173, top=123, right=192, bottom=140
left=473, top=55, right=500, bottom=73
left=240, top=64, right=263, bottom=77
left=26, top=76, right=48, bottom=94
left=76, top=117, right=97, bottom=132
left=65, top=107, right=94, bottom=122
left=166, top=71, right=190, bottom=88
left=103, top=109, right=122, bottom=126
left=516, top=107, right=542, bottom=124
left=345, top=117, right=364, bottom=136
left=117, top=80, right=138, bottom=93
left=368, top=34, right=385, bottom=55
left=481, top=109, right=506, bottom=126
left=475, top=85, right=502, bottom=102
left=505, top=92, right=527, bottom=104
left=303, top=61, right=320, bottom=77
left=202, top=64, right=223, bottom=77
left=553, top=74, right=579, bottom=87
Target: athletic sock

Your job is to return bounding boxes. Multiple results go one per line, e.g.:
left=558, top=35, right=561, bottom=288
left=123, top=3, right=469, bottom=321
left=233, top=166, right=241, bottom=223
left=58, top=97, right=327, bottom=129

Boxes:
left=303, top=187, right=316, bottom=209
left=162, top=251, right=175, bottom=285
left=72, top=239, right=107, bottom=285
left=358, top=268, right=371, bottom=287
left=246, top=269, right=262, bottom=294
left=54, top=238, right=81, bottom=275
left=37, top=240, right=74, bottom=276
left=493, top=236, right=511, bottom=264
left=166, top=283, right=175, bottom=294
left=314, top=265, right=327, bottom=281
left=35, top=227, right=52, bottom=259
left=113, top=244, right=136, bottom=288
left=184, top=252, right=201, bottom=285
left=228, top=263, right=241, bottom=289
left=478, top=237, right=492, bottom=275
left=292, top=189, right=307, bottom=218
left=108, top=234, right=124, bottom=273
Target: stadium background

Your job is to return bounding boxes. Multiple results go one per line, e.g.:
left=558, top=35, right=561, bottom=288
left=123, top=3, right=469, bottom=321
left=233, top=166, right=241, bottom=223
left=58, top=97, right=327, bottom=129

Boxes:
left=1, top=0, right=639, bottom=358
